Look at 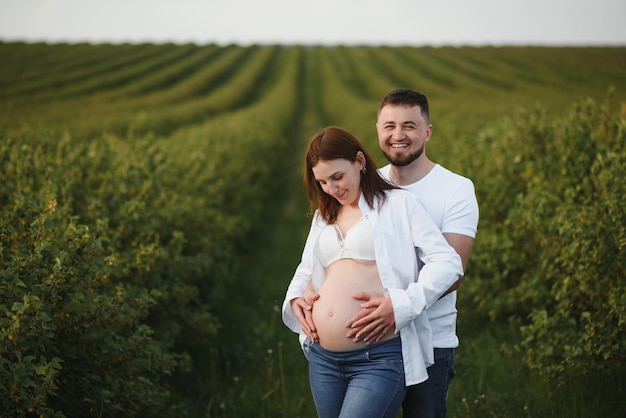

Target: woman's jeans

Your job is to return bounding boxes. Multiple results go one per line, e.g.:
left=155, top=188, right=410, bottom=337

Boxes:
left=308, top=337, right=406, bottom=418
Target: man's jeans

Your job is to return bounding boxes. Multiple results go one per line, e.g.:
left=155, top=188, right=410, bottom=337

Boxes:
left=402, top=347, right=456, bottom=418
left=308, top=337, right=406, bottom=418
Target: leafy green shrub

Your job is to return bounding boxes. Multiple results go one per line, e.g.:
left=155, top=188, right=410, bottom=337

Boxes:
left=464, top=92, right=625, bottom=381
left=1, top=44, right=301, bottom=417
left=0, top=138, right=207, bottom=416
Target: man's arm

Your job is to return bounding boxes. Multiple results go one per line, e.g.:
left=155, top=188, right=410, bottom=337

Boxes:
left=439, top=233, right=474, bottom=297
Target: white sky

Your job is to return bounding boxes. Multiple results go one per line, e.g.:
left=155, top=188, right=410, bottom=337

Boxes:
left=1, top=0, right=625, bottom=46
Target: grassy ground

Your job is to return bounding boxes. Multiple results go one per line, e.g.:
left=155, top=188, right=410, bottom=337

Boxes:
left=448, top=304, right=626, bottom=418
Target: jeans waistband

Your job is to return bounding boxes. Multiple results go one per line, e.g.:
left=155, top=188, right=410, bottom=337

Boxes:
left=312, top=336, right=401, bottom=356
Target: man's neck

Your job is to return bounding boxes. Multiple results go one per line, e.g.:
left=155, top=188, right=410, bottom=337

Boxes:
left=389, top=157, right=436, bottom=186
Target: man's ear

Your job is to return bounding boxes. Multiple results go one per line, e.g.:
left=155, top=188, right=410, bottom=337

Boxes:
left=425, top=124, right=433, bottom=142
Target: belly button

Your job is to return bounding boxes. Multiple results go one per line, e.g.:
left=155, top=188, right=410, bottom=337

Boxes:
left=328, top=311, right=334, bottom=317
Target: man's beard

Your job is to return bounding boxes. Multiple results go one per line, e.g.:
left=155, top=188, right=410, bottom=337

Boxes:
left=382, top=144, right=425, bottom=167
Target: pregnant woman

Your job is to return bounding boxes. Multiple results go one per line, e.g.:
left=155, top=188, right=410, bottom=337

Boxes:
left=282, top=126, right=463, bottom=418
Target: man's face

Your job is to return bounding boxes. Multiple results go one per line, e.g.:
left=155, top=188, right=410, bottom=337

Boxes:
left=376, top=105, right=432, bottom=167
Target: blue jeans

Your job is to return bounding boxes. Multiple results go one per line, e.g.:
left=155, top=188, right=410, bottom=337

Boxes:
left=402, top=347, right=456, bottom=418
left=308, top=337, right=407, bottom=418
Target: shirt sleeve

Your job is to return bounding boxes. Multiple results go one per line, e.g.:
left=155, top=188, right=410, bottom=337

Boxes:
left=441, top=177, right=479, bottom=238
left=388, top=196, right=464, bottom=331
left=281, top=213, right=323, bottom=333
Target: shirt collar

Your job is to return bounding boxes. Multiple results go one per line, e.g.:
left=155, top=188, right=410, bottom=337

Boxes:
left=357, top=191, right=379, bottom=217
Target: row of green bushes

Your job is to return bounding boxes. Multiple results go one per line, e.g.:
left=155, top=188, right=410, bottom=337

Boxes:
left=1, top=46, right=285, bottom=141
left=1, top=136, right=201, bottom=416
left=0, top=45, right=302, bottom=417
left=461, top=92, right=625, bottom=382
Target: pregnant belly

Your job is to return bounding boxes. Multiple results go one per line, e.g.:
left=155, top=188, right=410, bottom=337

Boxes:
left=312, top=259, right=395, bottom=350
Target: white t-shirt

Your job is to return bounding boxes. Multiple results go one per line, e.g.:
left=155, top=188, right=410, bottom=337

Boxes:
left=379, top=163, right=479, bottom=348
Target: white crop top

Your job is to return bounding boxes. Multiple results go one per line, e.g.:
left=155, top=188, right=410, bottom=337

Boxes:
left=314, top=216, right=376, bottom=268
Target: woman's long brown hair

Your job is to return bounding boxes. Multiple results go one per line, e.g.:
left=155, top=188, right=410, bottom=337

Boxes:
left=304, top=126, right=398, bottom=223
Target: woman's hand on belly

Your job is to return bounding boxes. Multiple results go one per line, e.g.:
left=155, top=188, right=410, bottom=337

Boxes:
left=303, top=282, right=320, bottom=311
left=345, top=291, right=397, bottom=345
left=290, top=297, right=319, bottom=343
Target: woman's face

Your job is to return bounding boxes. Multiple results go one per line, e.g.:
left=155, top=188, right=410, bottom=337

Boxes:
left=312, top=158, right=363, bottom=207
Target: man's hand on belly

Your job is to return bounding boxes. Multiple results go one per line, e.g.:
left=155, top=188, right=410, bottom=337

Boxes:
left=345, top=292, right=396, bottom=345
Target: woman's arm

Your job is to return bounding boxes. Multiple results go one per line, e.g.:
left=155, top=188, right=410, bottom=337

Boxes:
left=387, top=196, right=463, bottom=330
left=281, top=213, right=323, bottom=336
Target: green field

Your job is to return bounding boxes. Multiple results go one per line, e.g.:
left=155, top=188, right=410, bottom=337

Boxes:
left=1, top=42, right=625, bottom=417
